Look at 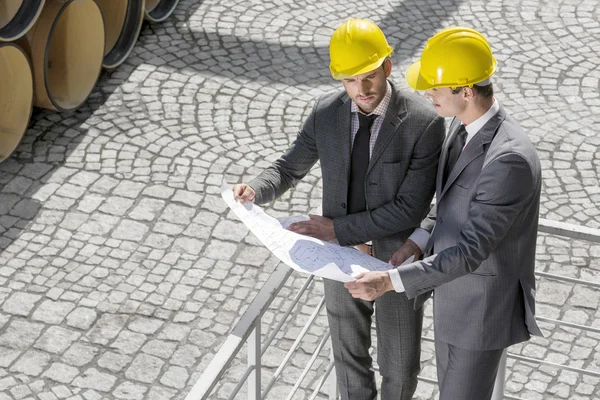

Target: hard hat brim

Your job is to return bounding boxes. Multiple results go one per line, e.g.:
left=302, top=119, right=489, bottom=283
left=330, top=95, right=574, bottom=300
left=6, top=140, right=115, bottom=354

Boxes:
left=331, top=56, right=389, bottom=81
left=406, top=57, right=497, bottom=90
left=405, top=60, right=432, bottom=90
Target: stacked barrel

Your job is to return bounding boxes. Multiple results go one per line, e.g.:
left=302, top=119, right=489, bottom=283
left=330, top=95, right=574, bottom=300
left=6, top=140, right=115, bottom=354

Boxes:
left=0, top=0, right=180, bottom=162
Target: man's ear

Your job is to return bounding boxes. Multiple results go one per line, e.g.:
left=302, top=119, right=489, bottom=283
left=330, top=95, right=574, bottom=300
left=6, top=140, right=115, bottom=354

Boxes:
left=383, top=58, right=392, bottom=77
left=462, top=86, right=475, bottom=100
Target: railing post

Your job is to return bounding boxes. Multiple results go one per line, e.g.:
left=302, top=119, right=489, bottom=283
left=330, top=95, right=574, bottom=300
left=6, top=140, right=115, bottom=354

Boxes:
left=248, top=325, right=261, bottom=400
left=491, top=349, right=507, bottom=400
left=328, top=342, right=338, bottom=400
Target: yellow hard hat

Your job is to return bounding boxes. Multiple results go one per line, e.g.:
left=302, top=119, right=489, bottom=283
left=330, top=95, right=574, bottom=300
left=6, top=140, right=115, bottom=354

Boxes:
left=329, top=19, right=394, bottom=80
left=406, top=27, right=497, bottom=90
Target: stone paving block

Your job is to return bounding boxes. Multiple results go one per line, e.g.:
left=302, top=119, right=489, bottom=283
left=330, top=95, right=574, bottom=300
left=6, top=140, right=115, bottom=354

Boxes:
left=110, top=330, right=147, bottom=354
left=188, top=329, right=217, bottom=348
left=42, top=363, right=79, bottom=384
left=0, top=376, right=17, bottom=392
left=170, top=344, right=201, bottom=368
left=85, top=314, right=127, bottom=345
left=99, top=197, right=135, bottom=216
left=2, top=176, right=33, bottom=195
left=202, top=240, right=238, bottom=261
left=141, top=340, right=177, bottom=359
left=113, top=181, right=146, bottom=199
left=157, top=324, right=190, bottom=342
left=78, top=214, right=120, bottom=236
left=129, top=198, right=166, bottom=221
left=81, top=390, right=102, bottom=400
left=160, top=366, right=188, bottom=389
left=212, top=220, right=248, bottom=242
left=77, top=195, right=105, bottom=214
left=1, top=292, right=41, bottom=316
left=20, top=163, right=53, bottom=180
left=10, top=199, right=40, bottom=219
left=0, top=320, right=44, bottom=350
left=38, top=392, right=59, bottom=400
left=160, top=204, right=196, bottom=225
left=51, top=385, right=72, bottom=398
left=125, top=354, right=165, bottom=383
left=172, top=190, right=203, bottom=207
left=10, top=350, right=51, bottom=376
left=61, top=343, right=98, bottom=367
left=97, top=352, right=132, bottom=373
left=0, top=346, right=20, bottom=368
left=32, top=300, right=76, bottom=324
left=142, top=186, right=175, bottom=200
left=10, top=384, right=32, bottom=399
left=34, top=326, right=81, bottom=354
left=112, top=381, right=147, bottom=400
left=172, top=237, right=204, bottom=255
left=146, top=386, right=177, bottom=400
left=72, top=369, right=116, bottom=392
left=111, top=220, right=149, bottom=241
left=128, top=317, right=164, bottom=335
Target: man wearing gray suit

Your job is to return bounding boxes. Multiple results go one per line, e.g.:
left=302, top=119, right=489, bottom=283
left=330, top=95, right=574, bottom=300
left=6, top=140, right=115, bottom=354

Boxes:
left=233, top=19, right=445, bottom=400
left=346, top=27, right=543, bottom=400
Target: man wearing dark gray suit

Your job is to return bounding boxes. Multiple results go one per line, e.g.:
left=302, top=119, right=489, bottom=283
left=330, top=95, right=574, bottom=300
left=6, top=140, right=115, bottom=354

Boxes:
left=233, top=19, right=445, bottom=400
left=347, top=27, right=543, bottom=400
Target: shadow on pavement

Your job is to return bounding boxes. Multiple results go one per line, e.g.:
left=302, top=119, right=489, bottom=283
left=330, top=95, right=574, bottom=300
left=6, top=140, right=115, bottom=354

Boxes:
left=0, top=0, right=463, bottom=252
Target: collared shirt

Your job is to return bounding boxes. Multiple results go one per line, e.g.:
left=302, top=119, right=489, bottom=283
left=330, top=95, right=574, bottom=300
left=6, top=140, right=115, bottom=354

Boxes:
left=463, top=99, right=499, bottom=147
left=350, top=81, right=392, bottom=157
left=388, top=99, right=501, bottom=293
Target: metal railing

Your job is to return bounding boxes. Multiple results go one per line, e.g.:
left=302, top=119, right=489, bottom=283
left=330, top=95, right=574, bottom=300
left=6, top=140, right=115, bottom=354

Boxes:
left=186, top=218, right=600, bottom=400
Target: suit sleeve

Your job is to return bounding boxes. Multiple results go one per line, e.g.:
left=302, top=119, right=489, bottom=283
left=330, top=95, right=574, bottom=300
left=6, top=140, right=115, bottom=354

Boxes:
left=398, top=152, right=536, bottom=298
left=248, top=99, right=320, bottom=204
left=333, top=116, right=445, bottom=246
left=419, top=203, right=437, bottom=233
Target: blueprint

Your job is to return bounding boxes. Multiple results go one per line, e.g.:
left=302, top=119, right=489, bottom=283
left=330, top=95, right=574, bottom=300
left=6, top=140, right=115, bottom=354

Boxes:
left=221, top=183, right=399, bottom=282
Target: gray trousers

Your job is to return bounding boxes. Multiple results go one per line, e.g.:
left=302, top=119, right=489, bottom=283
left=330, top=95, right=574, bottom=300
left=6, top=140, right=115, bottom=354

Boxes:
left=435, top=339, right=504, bottom=400
left=324, top=279, right=423, bottom=400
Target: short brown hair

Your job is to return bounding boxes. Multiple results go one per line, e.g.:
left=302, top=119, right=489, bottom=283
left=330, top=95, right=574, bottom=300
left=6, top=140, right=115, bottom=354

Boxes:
left=452, top=83, right=494, bottom=98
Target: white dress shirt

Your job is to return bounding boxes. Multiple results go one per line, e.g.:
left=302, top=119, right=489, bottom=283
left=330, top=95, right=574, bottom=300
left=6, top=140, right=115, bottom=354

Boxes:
left=388, top=99, right=500, bottom=292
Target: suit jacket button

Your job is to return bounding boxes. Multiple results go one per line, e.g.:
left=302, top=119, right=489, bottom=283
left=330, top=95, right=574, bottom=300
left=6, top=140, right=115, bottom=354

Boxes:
left=341, top=202, right=346, bottom=209
left=369, top=182, right=377, bottom=186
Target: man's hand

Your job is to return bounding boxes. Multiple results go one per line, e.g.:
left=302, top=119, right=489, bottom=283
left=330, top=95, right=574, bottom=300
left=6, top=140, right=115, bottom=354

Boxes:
left=345, top=271, right=394, bottom=301
left=287, top=215, right=336, bottom=241
left=232, top=183, right=256, bottom=204
left=389, top=239, right=422, bottom=266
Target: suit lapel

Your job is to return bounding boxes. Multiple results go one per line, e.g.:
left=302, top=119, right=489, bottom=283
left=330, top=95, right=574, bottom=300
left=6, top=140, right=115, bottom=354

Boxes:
left=337, top=95, right=352, bottom=183
left=367, top=84, right=407, bottom=173
left=437, top=118, right=461, bottom=195
left=439, top=107, right=506, bottom=200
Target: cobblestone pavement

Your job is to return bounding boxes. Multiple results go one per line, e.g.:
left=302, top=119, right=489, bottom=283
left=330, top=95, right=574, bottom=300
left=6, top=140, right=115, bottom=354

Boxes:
left=0, top=0, right=599, bottom=399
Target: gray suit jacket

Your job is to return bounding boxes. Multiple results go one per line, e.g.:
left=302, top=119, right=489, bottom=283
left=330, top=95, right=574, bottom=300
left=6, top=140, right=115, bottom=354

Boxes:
left=398, top=106, right=543, bottom=350
left=249, top=82, right=445, bottom=262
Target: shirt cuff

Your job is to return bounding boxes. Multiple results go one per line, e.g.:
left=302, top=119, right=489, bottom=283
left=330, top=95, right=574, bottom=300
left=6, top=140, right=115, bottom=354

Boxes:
left=409, top=228, right=430, bottom=252
left=388, top=268, right=405, bottom=293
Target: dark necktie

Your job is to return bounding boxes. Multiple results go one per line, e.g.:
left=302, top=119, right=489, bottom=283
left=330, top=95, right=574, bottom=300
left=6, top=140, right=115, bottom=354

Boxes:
left=348, top=113, right=376, bottom=214
left=443, top=125, right=468, bottom=185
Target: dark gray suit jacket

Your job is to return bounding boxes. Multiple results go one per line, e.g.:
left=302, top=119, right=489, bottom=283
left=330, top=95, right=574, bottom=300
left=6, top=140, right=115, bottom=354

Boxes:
left=398, top=106, right=543, bottom=350
left=249, top=82, right=445, bottom=262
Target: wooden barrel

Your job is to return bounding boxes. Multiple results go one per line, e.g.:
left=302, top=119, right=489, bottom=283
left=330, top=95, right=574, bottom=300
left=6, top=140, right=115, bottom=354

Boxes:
left=0, top=42, right=33, bottom=162
left=16, top=0, right=105, bottom=111
left=0, top=0, right=45, bottom=41
left=144, top=0, right=179, bottom=23
left=96, top=0, right=145, bottom=69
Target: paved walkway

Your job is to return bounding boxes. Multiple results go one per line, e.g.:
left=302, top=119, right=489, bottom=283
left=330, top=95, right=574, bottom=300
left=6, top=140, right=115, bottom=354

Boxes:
left=0, top=0, right=599, bottom=399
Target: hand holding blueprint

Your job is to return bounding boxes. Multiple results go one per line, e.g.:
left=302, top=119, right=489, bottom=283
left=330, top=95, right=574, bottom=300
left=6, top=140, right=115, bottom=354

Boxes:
left=221, top=184, right=403, bottom=282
